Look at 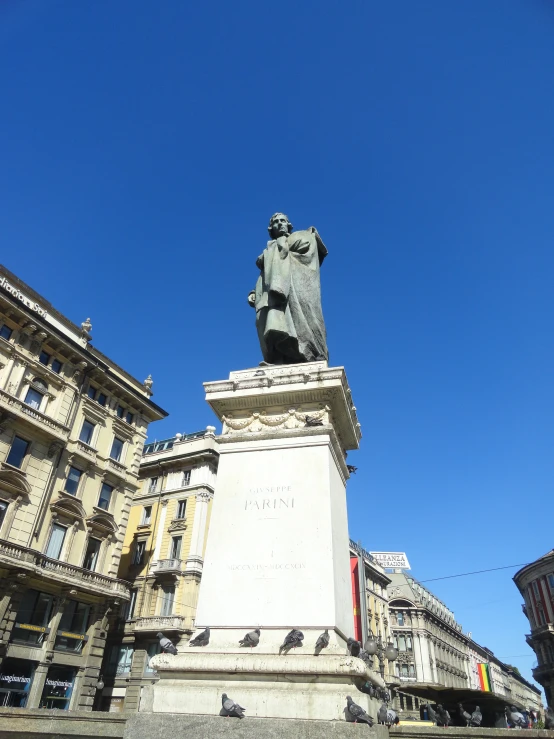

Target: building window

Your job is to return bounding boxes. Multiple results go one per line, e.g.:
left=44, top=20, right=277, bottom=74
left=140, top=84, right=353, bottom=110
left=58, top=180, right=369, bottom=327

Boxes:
left=12, top=589, right=54, bottom=646
left=0, top=658, right=34, bottom=707
left=107, top=645, right=134, bottom=676
left=160, top=585, right=175, bottom=616
left=24, top=386, right=44, bottom=410
left=97, top=482, right=113, bottom=511
left=116, top=405, right=124, bottom=418
left=0, top=500, right=7, bottom=529
left=176, top=500, right=187, bottom=519
left=0, top=324, right=13, bottom=341
left=133, top=540, right=146, bottom=565
left=39, top=665, right=76, bottom=710
left=401, top=663, right=409, bottom=677
left=39, top=350, right=50, bottom=366
left=533, top=581, right=540, bottom=597
left=409, top=663, right=416, bottom=677
left=51, top=359, right=62, bottom=374
left=548, top=574, right=554, bottom=591
left=406, top=635, right=413, bottom=651
left=6, top=435, right=29, bottom=468
left=97, top=392, right=107, bottom=407
left=148, top=476, right=158, bottom=493
left=110, top=437, right=124, bottom=462
left=55, top=600, right=90, bottom=652
left=87, top=386, right=96, bottom=400
left=64, top=466, right=82, bottom=496
left=170, top=536, right=182, bottom=560
left=79, top=419, right=95, bottom=446
left=145, top=642, right=161, bottom=674
left=82, top=537, right=101, bottom=571
left=398, top=635, right=406, bottom=651
left=141, top=506, right=152, bottom=525
left=45, top=523, right=67, bottom=559
left=126, top=589, right=138, bottom=620
left=182, top=470, right=191, bottom=486
left=406, top=695, right=414, bottom=710
left=397, top=612, right=404, bottom=626
left=125, top=411, right=134, bottom=424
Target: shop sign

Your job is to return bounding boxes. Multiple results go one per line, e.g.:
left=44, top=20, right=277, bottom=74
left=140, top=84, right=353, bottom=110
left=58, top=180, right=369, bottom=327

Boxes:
left=369, top=551, right=411, bottom=570
left=45, top=678, right=74, bottom=689
left=0, top=674, right=31, bottom=685
left=59, top=630, right=86, bottom=640
left=15, top=622, right=47, bottom=633
left=0, top=276, right=48, bottom=318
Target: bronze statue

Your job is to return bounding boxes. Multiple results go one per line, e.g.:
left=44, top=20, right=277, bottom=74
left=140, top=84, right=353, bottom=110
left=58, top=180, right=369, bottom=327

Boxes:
left=248, top=213, right=328, bottom=365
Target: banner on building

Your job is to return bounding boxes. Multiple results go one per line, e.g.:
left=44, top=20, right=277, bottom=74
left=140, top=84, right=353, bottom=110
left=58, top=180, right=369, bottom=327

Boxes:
left=370, top=552, right=411, bottom=570
left=477, top=662, right=492, bottom=692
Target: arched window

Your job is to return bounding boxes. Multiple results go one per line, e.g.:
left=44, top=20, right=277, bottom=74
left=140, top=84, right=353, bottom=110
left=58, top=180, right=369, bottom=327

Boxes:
left=24, top=377, right=48, bottom=410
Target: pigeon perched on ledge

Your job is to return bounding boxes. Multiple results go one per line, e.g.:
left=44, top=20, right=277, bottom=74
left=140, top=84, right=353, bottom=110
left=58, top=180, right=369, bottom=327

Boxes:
left=506, top=706, right=527, bottom=728
left=157, top=632, right=177, bottom=655
left=347, top=637, right=361, bottom=657
left=189, top=626, right=210, bottom=647
left=346, top=696, right=374, bottom=726
left=221, top=693, right=245, bottom=718
left=280, top=629, right=304, bottom=652
left=470, top=706, right=482, bottom=727
left=239, top=629, right=260, bottom=648
left=436, top=704, right=451, bottom=727
left=424, top=703, right=437, bottom=723
left=315, top=629, right=330, bottom=652
left=459, top=703, right=472, bottom=726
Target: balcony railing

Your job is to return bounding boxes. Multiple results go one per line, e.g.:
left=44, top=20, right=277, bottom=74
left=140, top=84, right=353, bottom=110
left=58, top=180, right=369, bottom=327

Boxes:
left=133, top=615, right=192, bottom=632
left=155, top=558, right=183, bottom=574
left=0, top=538, right=131, bottom=599
left=0, top=388, right=70, bottom=441
left=108, top=458, right=127, bottom=478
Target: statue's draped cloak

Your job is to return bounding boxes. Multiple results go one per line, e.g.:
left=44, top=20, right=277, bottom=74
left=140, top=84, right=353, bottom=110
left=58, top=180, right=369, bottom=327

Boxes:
left=254, top=227, right=328, bottom=364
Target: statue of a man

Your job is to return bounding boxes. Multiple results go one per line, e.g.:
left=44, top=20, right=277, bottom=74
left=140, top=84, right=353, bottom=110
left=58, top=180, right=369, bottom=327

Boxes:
left=248, top=213, right=329, bottom=365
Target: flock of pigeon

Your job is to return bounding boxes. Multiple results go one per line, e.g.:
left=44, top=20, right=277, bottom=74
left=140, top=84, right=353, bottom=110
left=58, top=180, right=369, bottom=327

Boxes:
left=157, top=629, right=554, bottom=729
left=156, top=627, right=397, bottom=724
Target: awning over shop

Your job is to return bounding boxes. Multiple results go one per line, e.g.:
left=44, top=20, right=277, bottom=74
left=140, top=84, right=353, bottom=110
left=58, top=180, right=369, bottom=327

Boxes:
left=396, top=682, right=526, bottom=712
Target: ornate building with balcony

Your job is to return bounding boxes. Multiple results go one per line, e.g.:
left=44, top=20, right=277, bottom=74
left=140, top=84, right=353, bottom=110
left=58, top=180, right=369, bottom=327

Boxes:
left=514, top=550, right=554, bottom=707
left=349, top=541, right=394, bottom=681
left=99, top=429, right=219, bottom=712
left=387, top=572, right=470, bottom=713
left=0, top=265, right=167, bottom=710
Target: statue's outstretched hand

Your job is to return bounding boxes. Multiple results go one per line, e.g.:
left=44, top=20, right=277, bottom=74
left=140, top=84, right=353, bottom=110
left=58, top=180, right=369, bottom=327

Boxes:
left=247, top=290, right=256, bottom=308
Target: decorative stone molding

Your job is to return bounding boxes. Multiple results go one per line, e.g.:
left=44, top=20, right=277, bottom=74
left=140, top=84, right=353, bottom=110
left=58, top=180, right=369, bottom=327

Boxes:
left=168, top=518, right=187, bottom=533
left=222, top=405, right=331, bottom=435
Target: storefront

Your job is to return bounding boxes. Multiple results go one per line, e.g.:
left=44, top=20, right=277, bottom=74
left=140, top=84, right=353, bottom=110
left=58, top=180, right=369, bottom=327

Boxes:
left=0, top=658, right=35, bottom=707
left=39, top=665, right=76, bottom=710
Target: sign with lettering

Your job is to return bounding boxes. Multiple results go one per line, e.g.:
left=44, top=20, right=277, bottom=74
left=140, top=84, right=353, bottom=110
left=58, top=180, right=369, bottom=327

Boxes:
left=59, top=631, right=86, bottom=640
left=0, top=276, right=47, bottom=318
left=46, top=678, right=73, bottom=689
left=15, top=622, right=47, bottom=632
left=370, top=551, right=411, bottom=570
left=0, top=674, right=31, bottom=685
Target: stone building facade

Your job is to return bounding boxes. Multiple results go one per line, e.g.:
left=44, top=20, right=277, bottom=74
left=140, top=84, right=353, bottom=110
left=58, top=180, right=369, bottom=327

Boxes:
left=99, top=430, right=218, bottom=712
left=0, top=266, right=167, bottom=710
left=349, top=541, right=395, bottom=681
left=387, top=572, right=469, bottom=692
left=514, top=550, right=554, bottom=707
left=468, top=640, right=542, bottom=713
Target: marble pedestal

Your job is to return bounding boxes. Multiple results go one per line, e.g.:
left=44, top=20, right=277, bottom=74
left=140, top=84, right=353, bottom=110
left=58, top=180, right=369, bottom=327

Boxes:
left=149, top=362, right=381, bottom=720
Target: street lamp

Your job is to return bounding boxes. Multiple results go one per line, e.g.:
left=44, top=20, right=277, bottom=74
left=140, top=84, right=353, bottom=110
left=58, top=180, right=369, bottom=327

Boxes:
left=364, top=632, right=399, bottom=679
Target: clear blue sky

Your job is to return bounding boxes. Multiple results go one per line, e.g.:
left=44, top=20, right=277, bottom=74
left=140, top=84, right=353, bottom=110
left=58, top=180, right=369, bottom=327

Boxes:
left=2, top=0, right=553, bottom=690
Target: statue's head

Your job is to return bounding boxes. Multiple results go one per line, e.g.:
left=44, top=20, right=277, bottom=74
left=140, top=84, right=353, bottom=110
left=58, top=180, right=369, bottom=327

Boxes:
left=268, top=212, right=293, bottom=238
